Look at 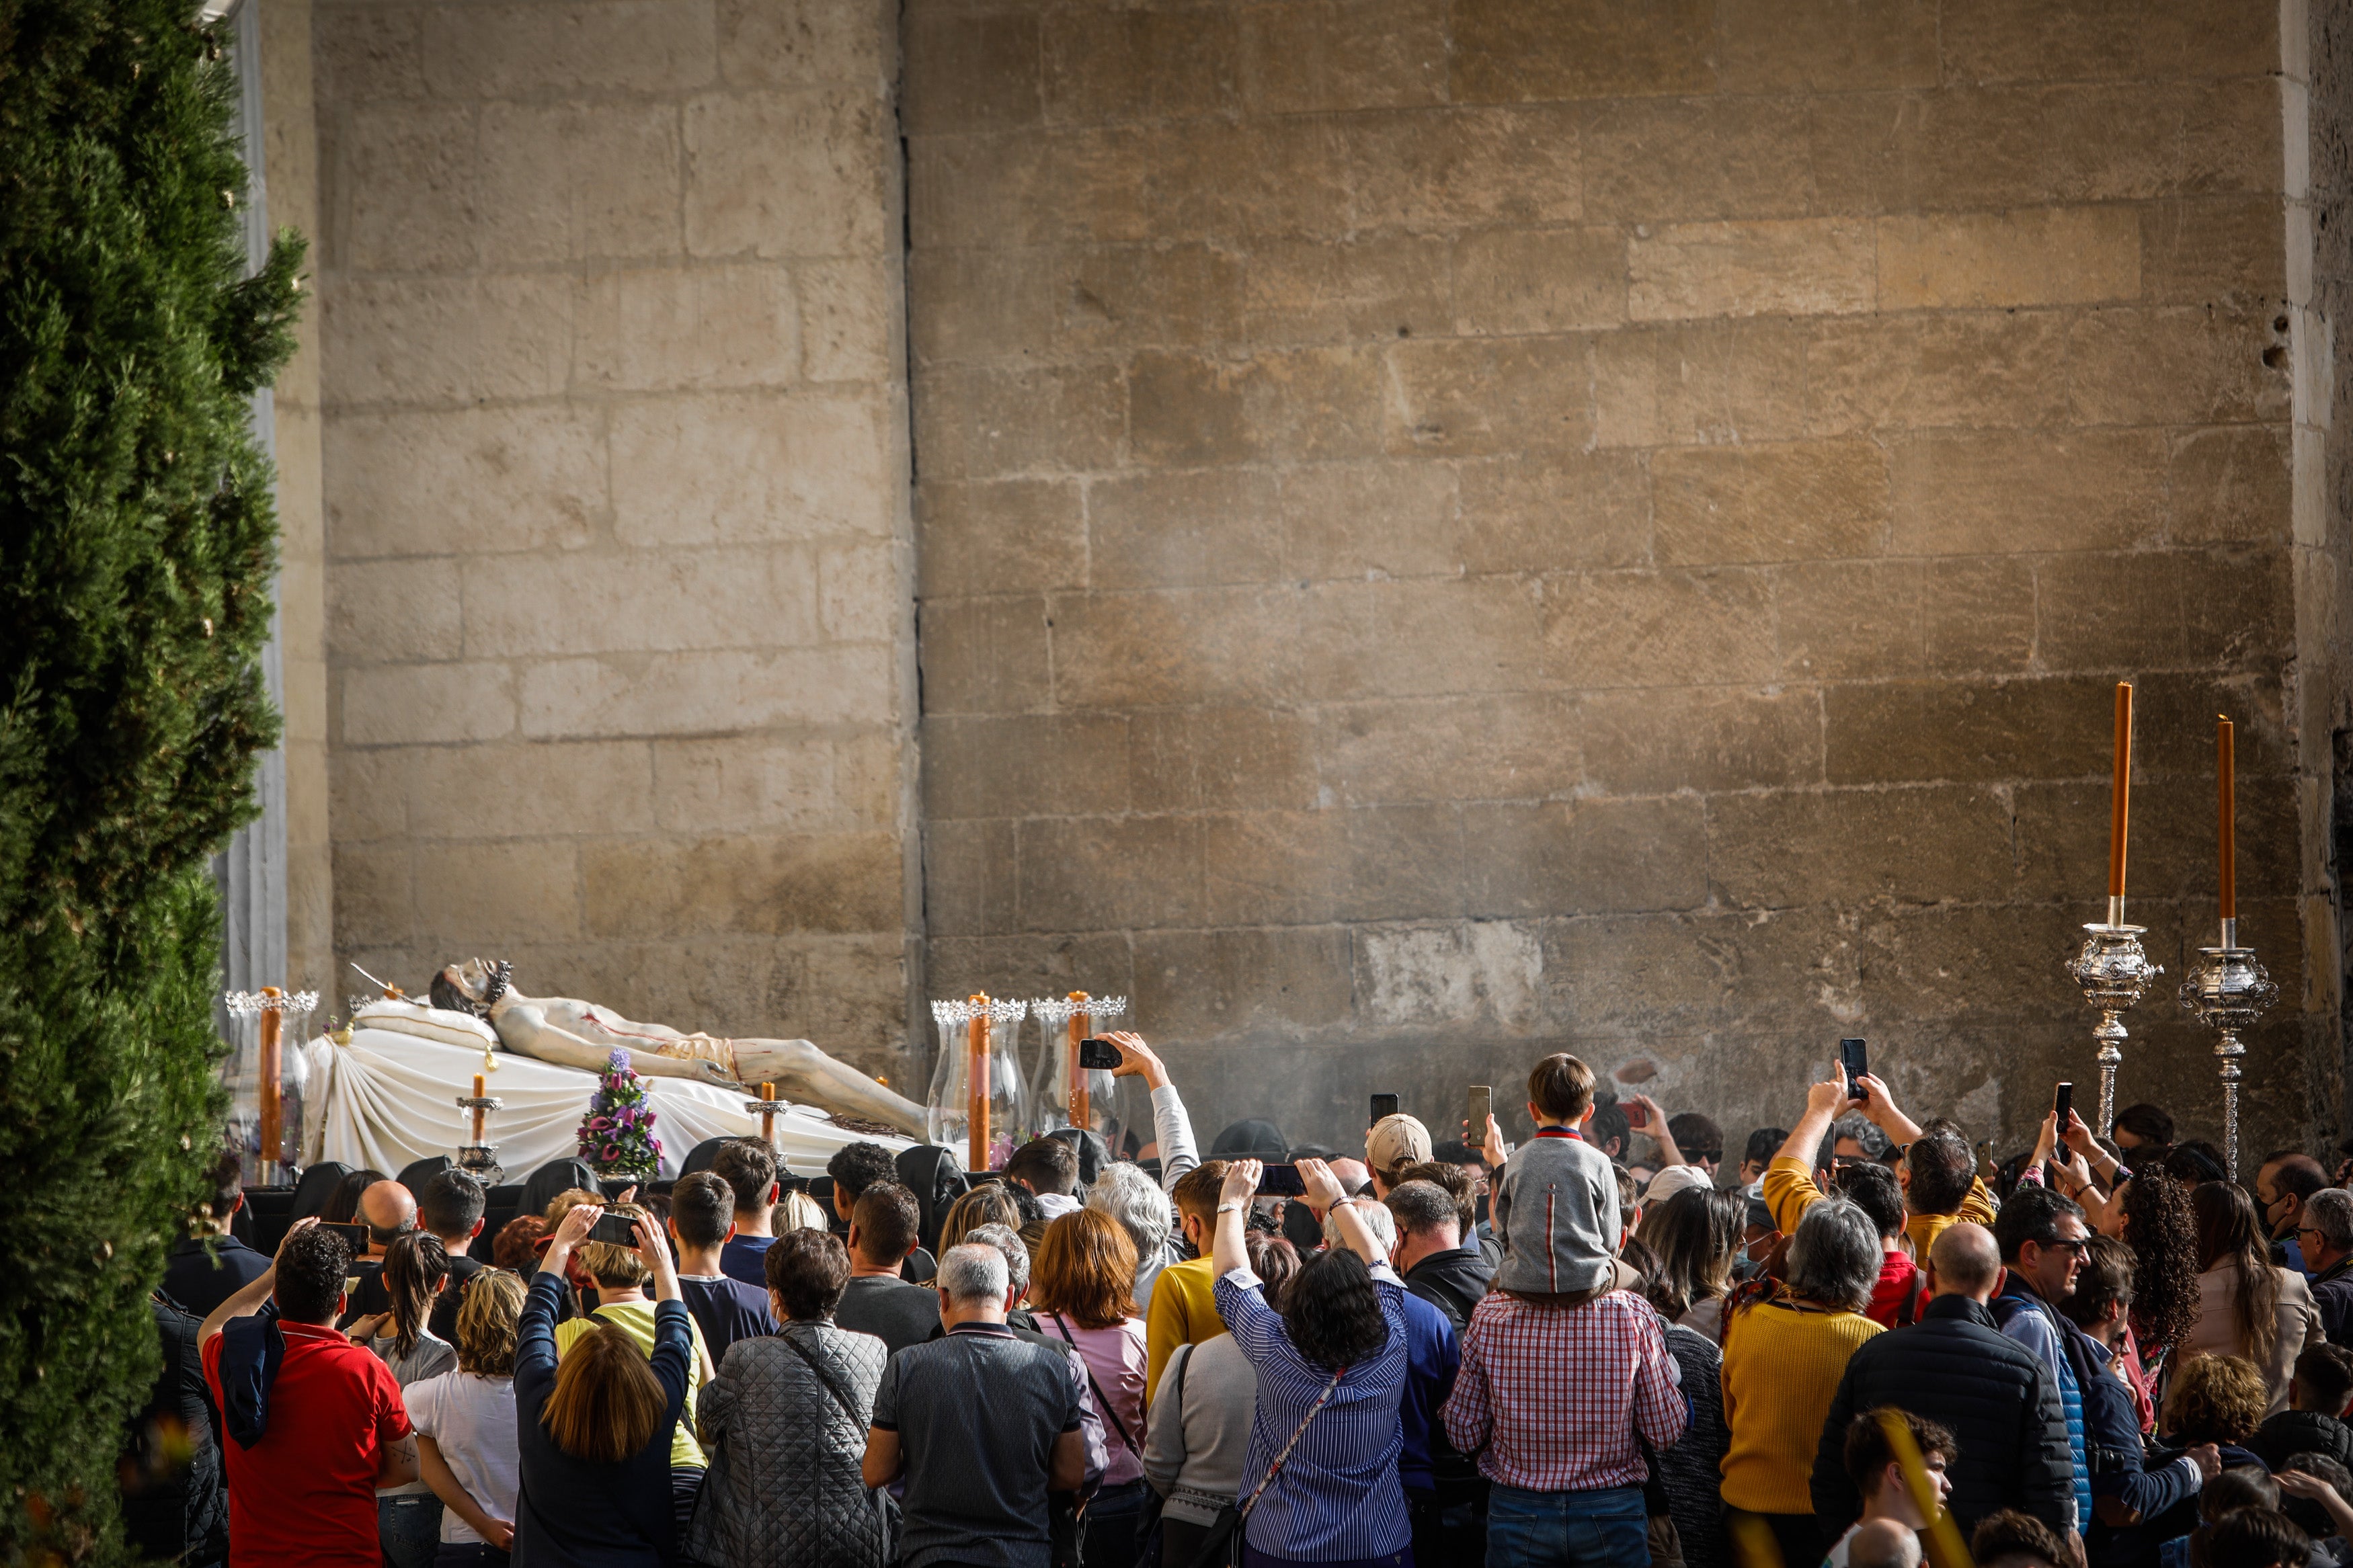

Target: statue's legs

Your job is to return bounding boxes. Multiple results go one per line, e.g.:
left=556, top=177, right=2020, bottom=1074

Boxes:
left=729, top=1037, right=927, bottom=1139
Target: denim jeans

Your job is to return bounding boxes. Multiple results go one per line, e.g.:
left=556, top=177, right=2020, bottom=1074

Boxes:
left=1484, top=1483, right=1646, bottom=1568
left=378, top=1493, right=444, bottom=1568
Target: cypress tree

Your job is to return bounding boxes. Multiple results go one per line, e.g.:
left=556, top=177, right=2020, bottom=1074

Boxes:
left=0, top=0, right=305, bottom=1557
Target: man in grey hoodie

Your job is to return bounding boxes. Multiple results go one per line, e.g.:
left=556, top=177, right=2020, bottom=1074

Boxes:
left=1483, top=1053, right=1622, bottom=1298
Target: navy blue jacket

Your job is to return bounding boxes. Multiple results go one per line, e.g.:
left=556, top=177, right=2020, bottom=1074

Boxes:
left=2080, top=1335, right=2200, bottom=1568
left=513, top=1272, right=692, bottom=1567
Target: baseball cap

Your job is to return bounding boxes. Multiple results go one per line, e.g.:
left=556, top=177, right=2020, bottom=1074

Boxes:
left=1642, top=1163, right=1715, bottom=1204
left=1366, top=1113, right=1433, bottom=1175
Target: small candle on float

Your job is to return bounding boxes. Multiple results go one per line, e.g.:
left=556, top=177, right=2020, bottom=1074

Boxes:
left=760, top=1081, right=776, bottom=1101
left=2219, top=715, right=2236, bottom=944
left=2106, top=682, right=2132, bottom=925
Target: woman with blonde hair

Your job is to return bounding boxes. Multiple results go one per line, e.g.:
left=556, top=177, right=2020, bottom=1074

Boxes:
left=407, top=1270, right=526, bottom=1564
left=2183, top=1182, right=2322, bottom=1415
left=1031, top=1209, right=1150, bottom=1568
left=514, top=1202, right=692, bottom=1566
left=939, top=1183, right=1024, bottom=1255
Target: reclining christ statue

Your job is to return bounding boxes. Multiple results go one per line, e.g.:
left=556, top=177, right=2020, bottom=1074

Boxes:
left=428, top=957, right=926, bottom=1138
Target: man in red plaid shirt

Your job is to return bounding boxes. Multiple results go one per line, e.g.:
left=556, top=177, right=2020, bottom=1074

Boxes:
left=1442, top=1286, right=1687, bottom=1567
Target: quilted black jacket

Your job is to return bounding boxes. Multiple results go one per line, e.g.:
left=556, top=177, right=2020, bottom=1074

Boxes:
left=695, top=1321, right=889, bottom=1568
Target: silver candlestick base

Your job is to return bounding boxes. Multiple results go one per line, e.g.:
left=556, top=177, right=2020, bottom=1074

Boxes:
left=2178, top=919, right=2278, bottom=1181
left=454, top=1094, right=505, bottom=1184
left=2066, top=896, right=2162, bottom=1139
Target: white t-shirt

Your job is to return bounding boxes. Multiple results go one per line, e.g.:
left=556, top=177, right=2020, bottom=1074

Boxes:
left=404, top=1370, right=518, bottom=1543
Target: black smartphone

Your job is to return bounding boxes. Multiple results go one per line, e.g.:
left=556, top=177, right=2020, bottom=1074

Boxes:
left=1466, top=1085, right=1492, bottom=1141
left=1078, top=1036, right=1121, bottom=1070
left=1370, top=1093, right=1400, bottom=1127
left=319, top=1221, right=369, bottom=1251
left=1261, top=1163, right=1307, bottom=1197
left=588, top=1212, right=641, bottom=1248
left=1838, top=1038, right=1869, bottom=1102
left=2054, top=1081, right=2073, bottom=1127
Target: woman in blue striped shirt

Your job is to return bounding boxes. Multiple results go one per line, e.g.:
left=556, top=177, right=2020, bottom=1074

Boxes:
left=1211, top=1157, right=1412, bottom=1568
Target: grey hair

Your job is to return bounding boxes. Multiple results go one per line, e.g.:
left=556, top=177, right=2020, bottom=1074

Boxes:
left=1325, top=1197, right=1396, bottom=1253
left=963, top=1222, right=1030, bottom=1296
left=1085, top=1162, right=1172, bottom=1266
left=2308, top=1188, right=2353, bottom=1250
left=1822, top=1114, right=1892, bottom=1164
left=938, top=1241, right=1010, bottom=1305
left=1784, top=1198, right=1882, bottom=1313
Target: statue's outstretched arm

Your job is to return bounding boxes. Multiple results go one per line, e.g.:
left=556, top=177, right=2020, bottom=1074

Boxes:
left=731, top=1038, right=926, bottom=1139
left=497, top=1009, right=733, bottom=1087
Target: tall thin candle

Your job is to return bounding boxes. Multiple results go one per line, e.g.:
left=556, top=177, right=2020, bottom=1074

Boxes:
left=2107, top=682, right=2132, bottom=913
left=1068, top=991, right=1089, bottom=1130
left=967, top=994, right=990, bottom=1171
left=2219, top=716, right=2236, bottom=930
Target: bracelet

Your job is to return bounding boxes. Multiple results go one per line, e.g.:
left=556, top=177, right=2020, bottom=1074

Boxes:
left=1217, top=1201, right=1246, bottom=1214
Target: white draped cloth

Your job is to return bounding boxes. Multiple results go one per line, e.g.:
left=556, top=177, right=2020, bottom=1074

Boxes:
left=296, top=1027, right=905, bottom=1180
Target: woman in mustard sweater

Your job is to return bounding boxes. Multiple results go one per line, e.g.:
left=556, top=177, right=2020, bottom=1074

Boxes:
left=1720, top=1198, right=1886, bottom=1568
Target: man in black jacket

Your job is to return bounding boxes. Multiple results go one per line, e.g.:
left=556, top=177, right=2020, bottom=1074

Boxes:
left=1810, top=1223, right=2077, bottom=1541
left=1388, top=1179, right=1492, bottom=1332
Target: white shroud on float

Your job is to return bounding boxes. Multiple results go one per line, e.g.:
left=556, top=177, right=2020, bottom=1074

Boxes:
left=296, top=1007, right=904, bottom=1178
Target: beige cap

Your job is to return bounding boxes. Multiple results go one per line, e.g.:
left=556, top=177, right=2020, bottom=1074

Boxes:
left=1366, top=1112, right=1433, bottom=1174
left=1642, top=1163, right=1716, bottom=1204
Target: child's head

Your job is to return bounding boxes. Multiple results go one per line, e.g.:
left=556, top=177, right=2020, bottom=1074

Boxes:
left=2291, top=1342, right=2353, bottom=1417
left=2198, top=1467, right=2282, bottom=1526
left=1843, top=1407, right=1956, bottom=1528
left=574, top=1202, right=656, bottom=1290
left=2274, top=1451, right=2352, bottom=1540
left=1970, top=1509, right=2070, bottom=1568
left=1526, top=1053, right=1595, bottom=1126
left=2192, top=1507, right=2310, bottom=1568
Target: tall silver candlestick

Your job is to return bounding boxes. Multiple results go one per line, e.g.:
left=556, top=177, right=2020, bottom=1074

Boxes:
left=2178, top=917, right=2277, bottom=1180
left=2066, top=895, right=2161, bottom=1139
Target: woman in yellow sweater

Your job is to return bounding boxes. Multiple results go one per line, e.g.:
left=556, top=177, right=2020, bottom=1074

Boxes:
left=1720, top=1196, right=1886, bottom=1568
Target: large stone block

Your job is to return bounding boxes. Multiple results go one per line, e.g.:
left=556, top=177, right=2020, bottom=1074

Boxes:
left=313, top=3, right=426, bottom=104
left=1042, top=7, right=1239, bottom=125
left=1453, top=452, right=1652, bottom=573
left=610, top=390, right=893, bottom=544
left=342, top=663, right=516, bottom=747
left=1384, top=337, right=1593, bottom=456
left=1896, top=83, right=2278, bottom=211
left=1823, top=677, right=2115, bottom=786
left=1238, top=0, right=1447, bottom=114
left=686, top=89, right=891, bottom=259
left=1772, top=559, right=1927, bottom=681
left=1053, top=245, right=1248, bottom=356
left=1312, top=693, right=1575, bottom=807
left=922, top=932, right=1138, bottom=1012
left=376, top=740, right=660, bottom=841
left=575, top=263, right=800, bottom=393
left=901, top=11, right=1041, bottom=135
left=420, top=1, right=717, bottom=97
left=914, top=363, right=1125, bottom=479
left=1630, top=220, right=1876, bottom=321
left=2167, top=426, right=2292, bottom=546
left=718, top=0, right=887, bottom=89
left=328, top=559, right=464, bottom=665
left=922, top=712, right=1130, bottom=821
left=1088, top=470, right=1284, bottom=589
left=518, top=647, right=896, bottom=737
left=1128, top=706, right=1320, bottom=813
left=1128, top=349, right=1382, bottom=466
left=915, top=480, right=1087, bottom=597
left=1714, top=0, right=1938, bottom=91
left=463, top=547, right=820, bottom=658
left=915, top=595, right=1052, bottom=715
left=1242, top=237, right=1449, bottom=345
left=2040, top=547, right=2293, bottom=672
left=1574, top=686, right=1823, bottom=794
left=1923, top=559, right=2038, bottom=675
left=332, top=841, right=415, bottom=948
left=1342, top=106, right=1583, bottom=233
left=1200, top=805, right=1465, bottom=925
left=1581, top=96, right=1814, bottom=222
left=1802, top=312, right=2073, bottom=434
left=338, top=103, right=477, bottom=273
left=477, top=101, right=682, bottom=263
left=1542, top=911, right=1744, bottom=1035
left=1462, top=796, right=1708, bottom=917
left=1129, top=925, right=1356, bottom=1040
left=1298, top=577, right=1546, bottom=700
left=2067, top=306, right=2291, bottom=425
left=2014, top=774, right=2302, bottom=907
left=1590, top=321, right=1807, bottom=448
left=1353, top=919, right=1546, bottom=1034
left=329, top=749, right=409, bottom=844
left=1888, top=430, right=2169, bottom=555
left=817, top=537, right=904, bottom=644
left=1452, top=227, right=1627, bottom=335
left=1652, top=440, right=1888, bottom=565
left=908, top=126, right=1160, bottom=251
left=922, top=817, right=1018, bottom=938
left=1709, top=786, right=2016, bottom=909
left=1449, top=0, right=1713, bottom=103
left=1282, top=461, right=1463, bottom=581
left=326, top=405, right=603, bottom=560
left=1544, top=569, right=1776, bottom=687
left=1876, top=208, right=2141, bottom=308
left=1152, top=118, right=1354, bottom=243
left=322, top=274, right=572, bottom=407
left=1938, top=0, right=2278, bottom=85
left=653, top=734, right=900, bottom=835
left=1016, top=814, right=1207, bottom=932
left=582, top=833, right=904, bottom=937
left=416, top=840, right=584, bottom=944
left=2140, top=196, right=2290, bottom=304
left=1051, top=586, right=1301, bottom=708
left=798, top=257, right=897, bottom=385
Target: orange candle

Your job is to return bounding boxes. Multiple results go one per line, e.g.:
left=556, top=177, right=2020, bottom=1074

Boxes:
left=760, top=1081, right=776, bottom=1101
left=258, top=985, right=283, bottom=1172
left=2219, top=716, right=2236, bottom=923
left=1068, top=991, right=1089, bottom=1130
left=2108, top=683, right=2132, bottom=901
left=967, top=994, right=990, bottom=1170
left=473, top=1073, right=486, bottom=1100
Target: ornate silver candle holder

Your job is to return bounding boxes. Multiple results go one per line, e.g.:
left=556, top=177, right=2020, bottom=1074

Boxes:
left=454, top=1092, right=506, bottom=1184
left=2178, top=919, right=2277, bottom=1180
left=2065, top=897, right=2161, bottom=1139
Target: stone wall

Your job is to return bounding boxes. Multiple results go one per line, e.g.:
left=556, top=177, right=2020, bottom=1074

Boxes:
left=904, top=0, right=2322, bottom=1155
left=312, top=0, right=922, bottom=1073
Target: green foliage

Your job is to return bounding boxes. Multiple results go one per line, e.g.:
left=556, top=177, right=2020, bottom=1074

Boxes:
left=0, top=0, right=305, bottom=1559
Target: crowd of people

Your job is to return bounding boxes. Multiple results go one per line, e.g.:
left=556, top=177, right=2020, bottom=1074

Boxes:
left=123, top=1032, right=2353, bottom=1568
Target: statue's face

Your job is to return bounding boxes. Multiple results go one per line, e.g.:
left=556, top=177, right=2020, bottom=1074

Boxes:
left=438, top=958, right=491, bottom=1001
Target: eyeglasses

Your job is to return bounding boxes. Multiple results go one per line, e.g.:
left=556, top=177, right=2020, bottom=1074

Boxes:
left=2040, top=1237, right=2089, bottom=1257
